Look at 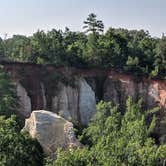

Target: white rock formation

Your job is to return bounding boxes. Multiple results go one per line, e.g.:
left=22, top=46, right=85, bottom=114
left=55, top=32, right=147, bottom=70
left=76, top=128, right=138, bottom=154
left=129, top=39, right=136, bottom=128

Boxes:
left=40, top=83, right=47, bottom=109
left=52, top=78, right=96, bottom=125
left=78, top=78, right=96, bottom=125
left=52, top=85, right=78, bottom=121
left=16, top=82, right=31, bottom=117
left=23, top=110, right=80, bottom=156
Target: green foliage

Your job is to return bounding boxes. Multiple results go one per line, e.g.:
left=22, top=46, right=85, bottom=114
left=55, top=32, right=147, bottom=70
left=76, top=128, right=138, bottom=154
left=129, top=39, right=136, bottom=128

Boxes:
left=0, top=38, right=5, bottom=57
left=45, top=148, right=94, bottom=166
left=152, top=35, right=166, bottom=78
left=5, top=35, right=32, bottom=62
left=0, top=115, right=44, bottom=166
left=0, top=69, right=18, bottom=117
left=30, top=29, right=67, bottom=65
left=1, top=14, right=165, bottom=78
left=47, top=98, right=166, bottom=166
left=83, top=13, right=104, bottom=34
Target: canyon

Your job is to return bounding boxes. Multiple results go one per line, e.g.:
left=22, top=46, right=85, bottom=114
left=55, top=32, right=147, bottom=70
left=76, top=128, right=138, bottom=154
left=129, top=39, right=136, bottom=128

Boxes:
left=2, top=62, right=166, bottom=141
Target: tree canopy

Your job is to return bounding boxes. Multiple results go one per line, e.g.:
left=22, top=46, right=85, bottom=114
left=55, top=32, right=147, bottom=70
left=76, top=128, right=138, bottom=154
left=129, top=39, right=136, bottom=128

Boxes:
left=0, top=69, right=18, bottom=117
left=83, top=13, right=104, bottom=34
left=46, top=98, right=166, bottom=166
left=0, top=115, right=43, bottom=166
left=0, top=14, right=165, bottom=78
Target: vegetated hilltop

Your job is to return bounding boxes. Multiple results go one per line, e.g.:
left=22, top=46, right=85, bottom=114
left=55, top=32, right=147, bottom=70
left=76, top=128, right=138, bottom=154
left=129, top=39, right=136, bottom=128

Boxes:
left=0, top=13, right=165, bottom=79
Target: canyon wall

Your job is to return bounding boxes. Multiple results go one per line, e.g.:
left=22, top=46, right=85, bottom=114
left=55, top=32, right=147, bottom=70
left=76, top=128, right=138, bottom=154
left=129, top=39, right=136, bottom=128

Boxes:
left=2, top=63, right=166, bottom=136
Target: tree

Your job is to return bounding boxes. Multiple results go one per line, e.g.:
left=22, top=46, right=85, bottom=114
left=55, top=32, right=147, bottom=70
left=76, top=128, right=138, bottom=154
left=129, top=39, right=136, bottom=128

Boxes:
left=64, top=29, right=87, bottom=67
left=0, top=38, right=5, bottom=58
left=101, top=28, right=128, bottom=69
left=0, top=115, right=43, bottom=166
left=4, top=35, right=32, bottom=62
left=30, top=29, right=67, bottom=65
left=82, top=14, right=104, bottom=66
left=0, top=69, right=18, bottom=117
left=83, top=13, right=104, bottom=34
left=152, top=35, right=166, bottom=77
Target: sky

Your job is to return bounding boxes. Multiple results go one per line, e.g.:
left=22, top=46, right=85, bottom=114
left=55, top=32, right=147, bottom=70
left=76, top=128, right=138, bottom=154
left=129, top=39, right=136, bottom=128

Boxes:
left=0, top=0, right=165, bottom=38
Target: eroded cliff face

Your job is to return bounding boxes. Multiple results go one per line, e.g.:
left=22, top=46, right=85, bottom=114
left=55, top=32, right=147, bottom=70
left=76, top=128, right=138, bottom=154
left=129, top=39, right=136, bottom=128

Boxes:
left=16, top=82, right=31, bottom=117
left=102, top=74, right=166, bottom=140
left=51, top=78, right=96, bottom=125
left=14, top=77, right=96, bottom=125
left=104, top=74, right=166, bottom=110
left=2, top=63, right=166, bottom=129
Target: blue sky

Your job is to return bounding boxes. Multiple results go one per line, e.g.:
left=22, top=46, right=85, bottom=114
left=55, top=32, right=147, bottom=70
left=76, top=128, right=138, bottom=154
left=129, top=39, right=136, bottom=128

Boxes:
left=0, top=0, right=165, bottom=38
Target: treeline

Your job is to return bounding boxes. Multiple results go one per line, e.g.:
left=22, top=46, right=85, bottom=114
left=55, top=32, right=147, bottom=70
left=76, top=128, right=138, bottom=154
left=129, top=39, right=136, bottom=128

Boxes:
left=0, top=13, right=165, bottom=78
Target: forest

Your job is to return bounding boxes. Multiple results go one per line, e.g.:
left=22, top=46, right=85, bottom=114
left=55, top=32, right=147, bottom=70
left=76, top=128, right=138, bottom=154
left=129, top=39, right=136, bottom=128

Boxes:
left=0, top=14, right=165, bottom=166
left=0, top=69, right=166, bottom=166
left=0, top=13, right=165, bottom=78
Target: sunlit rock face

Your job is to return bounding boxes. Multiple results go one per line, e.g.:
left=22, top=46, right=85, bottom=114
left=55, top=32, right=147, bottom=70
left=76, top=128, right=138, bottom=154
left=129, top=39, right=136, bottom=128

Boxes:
left=40, top=82, right=47, bottom=109
left=3, top=63, right=165, bottom=112
left=52, top=83, right=79, bottom=122
left=15, top=77, right=97, bottom=126
left=52, top=78, right=96, bottom=126
left=5, top=63, right=164, bottom=140
left=14, top=65, right=165, bottom=129
left=147, top=80, right=166, bottom=109
left=16, top=71, right=165, bottom=129
left=23, top=110, right=80, bottom=157
left=103, top=74, right=166, bottom=142
left=78, top=78, right=96, bottom=125
left=16, top=82, right=31, bottom=117
left=103, top=75, right=137, bottom=107
left=104, top=75, right=166, bottom=110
